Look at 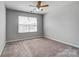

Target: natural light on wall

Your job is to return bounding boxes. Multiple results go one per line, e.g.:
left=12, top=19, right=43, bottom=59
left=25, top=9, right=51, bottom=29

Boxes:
left=18, top=16, right=37, bottom=33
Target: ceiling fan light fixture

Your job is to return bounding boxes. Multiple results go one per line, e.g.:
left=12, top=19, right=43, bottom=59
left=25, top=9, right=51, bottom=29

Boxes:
left=36, top=8, right=43, bottom=11
left=32, top=7, right=43, bottom=13
left=30, top=1, right=48, bottom=13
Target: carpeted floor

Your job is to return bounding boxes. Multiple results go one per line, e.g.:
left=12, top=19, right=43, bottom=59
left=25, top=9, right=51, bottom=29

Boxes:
left=1, top=38, right=79, bottom=57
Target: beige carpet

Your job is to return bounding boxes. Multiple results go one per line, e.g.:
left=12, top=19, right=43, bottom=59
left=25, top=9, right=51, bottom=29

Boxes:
left=1, top=38, right=79, bottom=57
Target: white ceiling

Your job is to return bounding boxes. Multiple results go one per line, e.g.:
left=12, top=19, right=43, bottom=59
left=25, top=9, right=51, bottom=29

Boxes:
left=4, top=1, right=78, bottom=15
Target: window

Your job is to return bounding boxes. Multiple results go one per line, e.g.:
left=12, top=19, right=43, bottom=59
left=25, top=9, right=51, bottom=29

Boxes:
left=18, top=16, right=37, bottom=33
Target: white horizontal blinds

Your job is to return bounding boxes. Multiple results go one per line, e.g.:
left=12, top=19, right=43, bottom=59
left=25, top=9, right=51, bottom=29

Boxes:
left=28, top=17, right=37, bottom=32
left=18, top=16, right=37, bottom=33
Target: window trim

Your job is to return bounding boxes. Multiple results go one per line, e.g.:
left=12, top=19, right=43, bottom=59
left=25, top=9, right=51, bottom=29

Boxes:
left=18, top=16, right=37, bottom=33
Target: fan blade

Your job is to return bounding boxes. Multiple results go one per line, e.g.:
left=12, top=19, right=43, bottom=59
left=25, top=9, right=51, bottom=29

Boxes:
left=40, top=5, right=48, bottom=7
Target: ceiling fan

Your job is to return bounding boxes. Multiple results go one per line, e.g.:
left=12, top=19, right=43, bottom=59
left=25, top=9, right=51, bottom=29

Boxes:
left=30, top=1, right=49, bottom=11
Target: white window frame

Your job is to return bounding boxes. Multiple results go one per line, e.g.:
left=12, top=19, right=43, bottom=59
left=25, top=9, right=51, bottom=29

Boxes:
left=18, top=16, right=37, bottom=33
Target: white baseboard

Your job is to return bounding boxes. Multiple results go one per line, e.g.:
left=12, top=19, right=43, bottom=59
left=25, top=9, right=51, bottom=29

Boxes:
left=44, top=36, right=79, bottom=48
left=6, top=36, right=43, bottom=43
left=6, top=35, right=79, bottom=48
left=0, top=41, right=6, bottom=56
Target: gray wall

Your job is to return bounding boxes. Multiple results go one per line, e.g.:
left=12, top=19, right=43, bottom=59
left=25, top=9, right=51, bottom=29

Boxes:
left=44, top=2, right=79, bottom=48
left=0, top=2, right=6, bottom=55
left=6, top=9, right=43, bottom=42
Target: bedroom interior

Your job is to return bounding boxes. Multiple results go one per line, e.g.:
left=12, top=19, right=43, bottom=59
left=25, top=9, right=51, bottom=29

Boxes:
left=0, top=1, right=79, bottom=57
